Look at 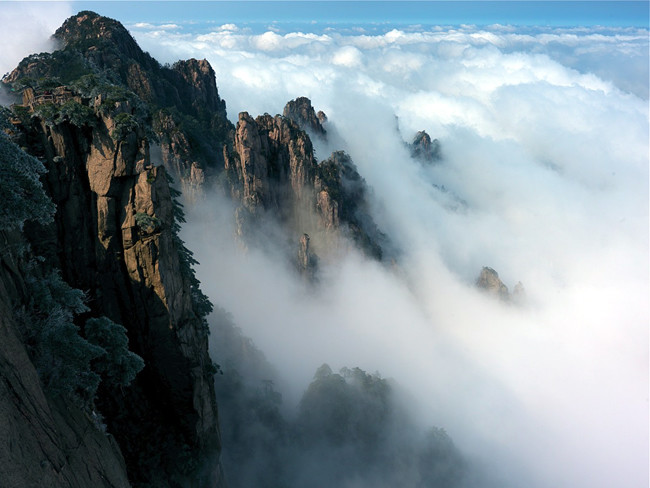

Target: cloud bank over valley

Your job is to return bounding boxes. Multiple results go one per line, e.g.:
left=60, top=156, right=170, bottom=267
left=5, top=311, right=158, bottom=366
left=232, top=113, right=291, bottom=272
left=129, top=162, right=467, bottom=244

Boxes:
left=152, top=19, right=649, bottom=488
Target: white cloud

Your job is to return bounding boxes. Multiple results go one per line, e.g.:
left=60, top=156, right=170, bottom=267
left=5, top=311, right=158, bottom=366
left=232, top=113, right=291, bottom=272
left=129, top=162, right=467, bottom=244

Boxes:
left=165, top=22, right=648, bottom=488
left=331, top=45, right=363, bottom=67
left=217, top=23, right=238, bottom=32
left=132, top=22, right=155, bottom=29
left=253, top=31, right=283, bottom=51
left=131, top=21, right=179, bottom=31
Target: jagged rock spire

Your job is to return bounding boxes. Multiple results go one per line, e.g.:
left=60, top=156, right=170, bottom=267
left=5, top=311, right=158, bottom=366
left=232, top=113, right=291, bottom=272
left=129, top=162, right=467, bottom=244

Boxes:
left=476, top=266, right=525, bottom=304
left=476, top=266, right=510, bottom=301
left=283, top=96, right=327, bottom=137
left=410, top=130, right=441, bottom=163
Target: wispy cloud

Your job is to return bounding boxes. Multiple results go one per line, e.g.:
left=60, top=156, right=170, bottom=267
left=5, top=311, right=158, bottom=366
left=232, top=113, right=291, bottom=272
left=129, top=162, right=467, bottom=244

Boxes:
left=130, top=21, right=180, bottom=31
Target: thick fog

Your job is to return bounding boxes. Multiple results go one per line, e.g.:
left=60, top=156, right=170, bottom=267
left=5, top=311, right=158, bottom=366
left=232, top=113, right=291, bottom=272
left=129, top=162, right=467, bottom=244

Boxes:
left=1, top=5, right=647, bottom=487
left=145, top=23, right=648, bottom=488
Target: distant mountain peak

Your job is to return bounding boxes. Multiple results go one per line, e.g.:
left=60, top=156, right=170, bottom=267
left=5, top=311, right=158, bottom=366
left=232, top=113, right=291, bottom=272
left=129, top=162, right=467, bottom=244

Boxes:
left=476, top=266, right=525, bottom=304
left=283, top=96, right=327, bottom=137
left=410, top=130, right=441, bottom=163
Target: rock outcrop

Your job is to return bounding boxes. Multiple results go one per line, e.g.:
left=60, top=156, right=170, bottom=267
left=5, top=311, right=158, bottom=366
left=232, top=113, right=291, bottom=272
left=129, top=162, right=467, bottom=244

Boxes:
left=4, top=10, right=234, bottom=193
left=283, top=96, right=327, bottom=137
left=171, top=58, right=228, bottom=119
left=315, top=151, right=385, bottom=259
left=297, top=233, right=318, bottom=280
left=476, top=266, right=524, bottom=303
left=512, top=281, right=526, bottom=303
left=0, top=132, right=132, bottom=488
left=0, top=268, right=131, bottom=488
left=225, top=111, right=316, bottom=217
left=225, top=106, right=386, bottom=264
left=476, top=267, right=509, bottom=300
left=51, top=11, right=227, bottom=121
left=410, top=130, right=441, bottom=163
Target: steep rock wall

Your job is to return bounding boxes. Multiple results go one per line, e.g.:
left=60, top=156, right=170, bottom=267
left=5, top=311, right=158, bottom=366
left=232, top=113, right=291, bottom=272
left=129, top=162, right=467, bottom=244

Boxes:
left=0, top=228, right=132, bottom=488
left=18, top=102, right=222, bottom=486
left=225, top=107, right=386, bottom=262
left=225, top=111, right=315, bottom=217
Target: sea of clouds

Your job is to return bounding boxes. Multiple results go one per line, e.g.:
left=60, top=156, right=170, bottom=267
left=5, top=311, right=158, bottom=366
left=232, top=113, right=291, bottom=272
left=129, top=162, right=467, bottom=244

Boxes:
left=144, top=20, right=648, bottom=488
left=1, top=5, right=647, bottom=488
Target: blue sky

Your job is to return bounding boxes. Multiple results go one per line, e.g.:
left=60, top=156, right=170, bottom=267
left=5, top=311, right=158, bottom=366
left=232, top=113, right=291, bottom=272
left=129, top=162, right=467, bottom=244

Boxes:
left=71, top=1, right=650, bottom=29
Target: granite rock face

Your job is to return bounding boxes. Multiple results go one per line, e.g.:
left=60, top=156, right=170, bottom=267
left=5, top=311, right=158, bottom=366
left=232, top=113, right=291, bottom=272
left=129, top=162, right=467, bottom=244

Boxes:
left=283, top=96, right=327, bottom=137
left=225, top=102, right=387, bottom=265
left=476, top=267, right=509, bottom=300
left=17, top=10, right=235, bottom=194
left=152, top=110, right=207, bottom=202
left=225, top=111, right=316, bottom=217
left=2, top=62, right=224, bottom=485
left=0, top=286, right=131, bottom=488
left=42, top=111, right=220, bottom=487
left=0, top=131, right=131, bottom=488
left=410, top=130, right=441, bottom=163
left=315, top=151, right=385, bottom=260
left=51, top=11, right=227, bottom=121
left=171, top=58, right=228, bottom=119
left=297, top=233, right=318, bottom=280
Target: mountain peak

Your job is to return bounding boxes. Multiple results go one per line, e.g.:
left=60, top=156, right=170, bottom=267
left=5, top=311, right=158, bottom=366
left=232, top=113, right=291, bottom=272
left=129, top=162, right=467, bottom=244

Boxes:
left=53, top=11, right=148, bottom=66
left=410, top=130, right=441, bottom=163
left=54, top=11, right=130, bottom=45
left=283, top=96, right=327, bottom=137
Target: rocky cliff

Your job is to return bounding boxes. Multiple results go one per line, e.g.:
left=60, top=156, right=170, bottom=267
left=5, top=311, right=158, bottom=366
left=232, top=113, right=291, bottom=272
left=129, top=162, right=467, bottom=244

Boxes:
left=225, top=101, right=387, bottom=266
left=225, top=111, right=316, bottom=217
left=50, top=11, right=228, bottom=124
left=0, top=260, right=131, bottom=488
left=2, top=16, right=225, bottom=484
left=0, top=266, right=131, bottom=488
left=282, top=96, right=327, bottom=137
left=314, top=150, right=385, bottom=259
left=0, top=128, right=132, bottom=488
